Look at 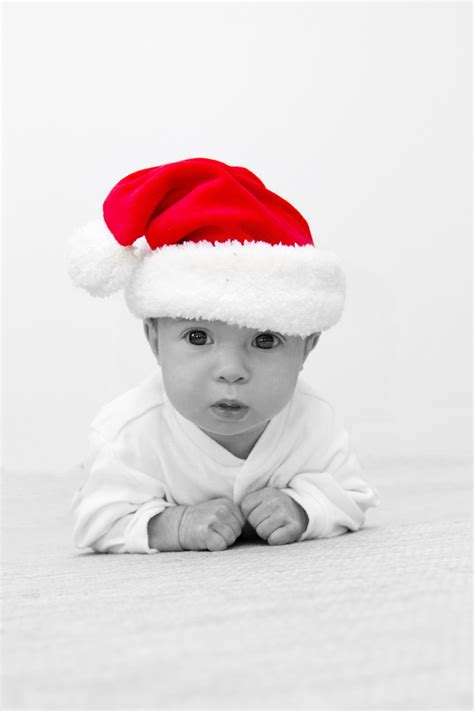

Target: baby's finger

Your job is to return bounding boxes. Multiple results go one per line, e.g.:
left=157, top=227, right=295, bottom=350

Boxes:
left=221, top=510, right=243, bottom=538
left=228, top=502, right=245, bottom=528
left=213, top=521, right=238, bottom=546
left=240, top=491, right=264, bottom=519
left=246, top=503, right=268, bottom=531
left=255, top=515, right=280, bottom=541
left=206, top=530, right=228, bottom=552
left=267, top=525, right=293, bottom=546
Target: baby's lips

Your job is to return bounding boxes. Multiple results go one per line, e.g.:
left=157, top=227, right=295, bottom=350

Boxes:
left=212, top=399, right=247, bottom=408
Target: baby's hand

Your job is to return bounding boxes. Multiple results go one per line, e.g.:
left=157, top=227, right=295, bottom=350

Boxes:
left=178, top=497, right=245, bottom=552
left=240, top=487, right=309, bottom=546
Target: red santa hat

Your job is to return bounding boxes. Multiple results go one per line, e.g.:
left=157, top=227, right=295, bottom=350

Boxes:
left=67, top=157, right=345, bottom=337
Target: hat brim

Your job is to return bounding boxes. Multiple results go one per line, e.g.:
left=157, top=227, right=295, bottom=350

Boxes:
left=125, top=239, right=345, bottom=336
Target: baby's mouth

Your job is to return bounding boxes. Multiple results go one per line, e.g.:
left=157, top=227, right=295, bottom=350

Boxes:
left=212, top=399, right=247, bottom=409
left=211, top=399, right=249, bottom=419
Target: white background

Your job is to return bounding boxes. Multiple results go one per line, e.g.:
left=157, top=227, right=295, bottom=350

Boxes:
left=3, top=1, right=471, bottom=474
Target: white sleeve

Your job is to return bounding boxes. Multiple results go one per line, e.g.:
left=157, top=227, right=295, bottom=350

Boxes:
left=282, top=406, right=380, bottom=541
left=71, top=429, right=174, bottom=554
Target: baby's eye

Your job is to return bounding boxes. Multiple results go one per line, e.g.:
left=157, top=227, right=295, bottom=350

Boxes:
left=184, top=330, right=281, bottom=349
left=254, top=332, right=281, bottom=349
left=186, top=329, right=211, bottom=346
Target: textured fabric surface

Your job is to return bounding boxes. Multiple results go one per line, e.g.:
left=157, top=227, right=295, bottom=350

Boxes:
left=2, top=464, right=472, bottom=710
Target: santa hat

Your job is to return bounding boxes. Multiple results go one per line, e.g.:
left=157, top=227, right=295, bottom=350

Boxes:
left=67, top=157, right=345, bottom=337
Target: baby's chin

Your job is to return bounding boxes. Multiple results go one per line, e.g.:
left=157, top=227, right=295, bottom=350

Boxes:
left=196, top=406, right=269, bottom=435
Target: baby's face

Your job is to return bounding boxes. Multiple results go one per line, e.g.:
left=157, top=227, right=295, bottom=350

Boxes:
left=144, top=317, right=320, bottom=443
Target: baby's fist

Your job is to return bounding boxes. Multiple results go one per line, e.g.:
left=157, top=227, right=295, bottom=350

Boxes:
left=241, top=487, right=308, bottom=546
left=178, top=497, right=244, bottom=552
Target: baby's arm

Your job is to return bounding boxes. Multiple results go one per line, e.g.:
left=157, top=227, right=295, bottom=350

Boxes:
left=72, top=432, right=174, bottom=554
left=73, top=428, right=247, bottom=554
left=281, top=408, right=380, bottom=541
left=241, top=405, right=380, bottom=546
left=148, top=498, right=245, bottom=552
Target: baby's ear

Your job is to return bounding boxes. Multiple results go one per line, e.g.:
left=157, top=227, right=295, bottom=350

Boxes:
left=143, top=318, right=160, bottom=362
left=302, top=332, right=321, bottom=363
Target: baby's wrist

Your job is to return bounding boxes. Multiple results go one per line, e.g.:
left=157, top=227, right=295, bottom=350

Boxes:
left=290, top=498, right=309, bottom=536
left=148, top=505, right=187, bottom=552
left=177, top=505, right=189, bottom=550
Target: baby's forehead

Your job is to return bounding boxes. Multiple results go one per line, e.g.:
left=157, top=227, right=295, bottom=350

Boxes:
left=174, top=317, right=238, bottom=327
left=164, top=317, right=258, bottom=332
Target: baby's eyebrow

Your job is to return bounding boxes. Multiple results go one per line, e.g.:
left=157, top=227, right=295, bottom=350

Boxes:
left=176, top=318, right=207, bottom=325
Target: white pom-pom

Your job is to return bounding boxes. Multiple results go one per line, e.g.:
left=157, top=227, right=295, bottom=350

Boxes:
left=67, top=219, right=141, bottom=297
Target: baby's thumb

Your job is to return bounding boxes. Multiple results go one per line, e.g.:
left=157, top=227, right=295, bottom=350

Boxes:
left=231, top=502, right=246, bottom=528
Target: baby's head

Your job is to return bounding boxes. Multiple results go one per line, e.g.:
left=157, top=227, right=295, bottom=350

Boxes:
left=68, top=157, right=346, bottom=452
left=144, top=316, right=320, bottom=441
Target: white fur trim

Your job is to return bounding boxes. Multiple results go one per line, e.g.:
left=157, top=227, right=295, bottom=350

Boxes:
left=67, top=219, right=141, bottom=297
left=125, top=240, right=346, bottom=336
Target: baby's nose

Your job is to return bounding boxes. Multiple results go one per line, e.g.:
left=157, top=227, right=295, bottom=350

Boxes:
left=217, top=369, right=248, bottom=384
left=215, top=351, right=249, bottom=383
left=219, top=374, right=247, bottom=383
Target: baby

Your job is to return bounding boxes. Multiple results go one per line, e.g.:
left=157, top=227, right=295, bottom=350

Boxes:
left=68, top=157, right=380, bottom=554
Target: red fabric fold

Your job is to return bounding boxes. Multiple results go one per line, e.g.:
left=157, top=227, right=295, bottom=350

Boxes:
left=103, top=157, right=314, bottom=249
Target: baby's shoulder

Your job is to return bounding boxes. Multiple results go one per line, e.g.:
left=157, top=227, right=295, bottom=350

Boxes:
left=90, top=370, right=166, bottom=443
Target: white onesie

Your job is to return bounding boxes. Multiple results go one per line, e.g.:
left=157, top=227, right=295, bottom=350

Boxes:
left=72, top=370, right=380, bottom=553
